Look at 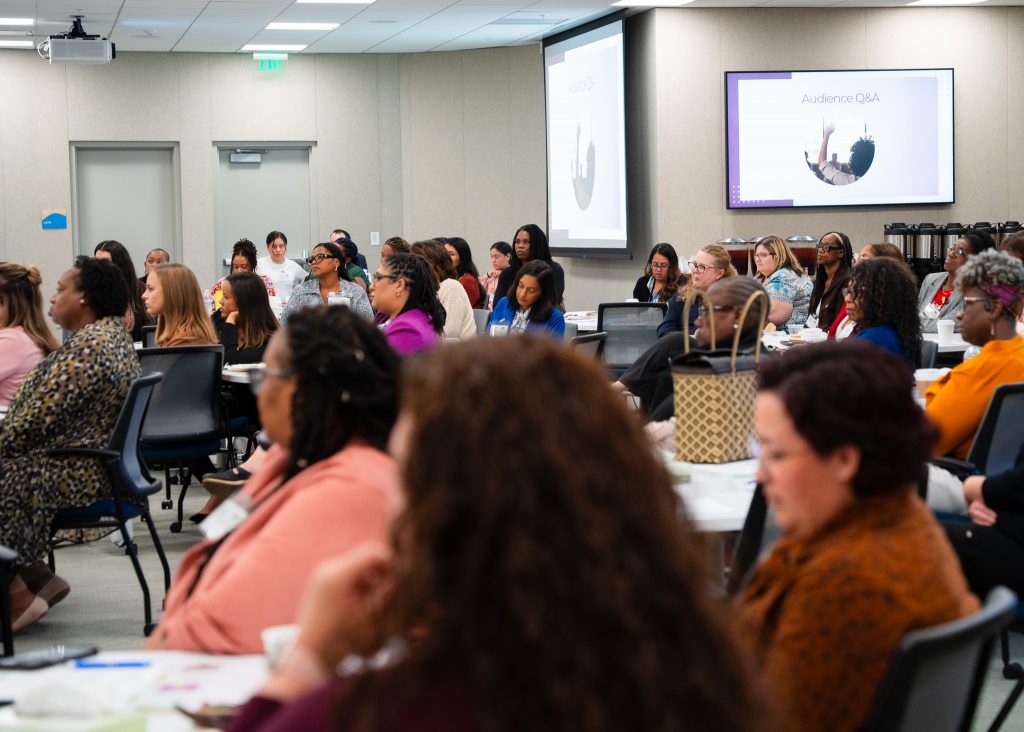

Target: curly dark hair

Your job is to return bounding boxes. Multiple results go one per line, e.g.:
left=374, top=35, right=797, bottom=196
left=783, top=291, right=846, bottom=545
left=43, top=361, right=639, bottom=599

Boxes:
left=333, top=337, right=767, bottom=732
left=508, top=260, right=558, bottom=325
left=94, top=240, right=145, bottom=319
left=960, top=231, right=997, bottom=257
left=411, top=239, right=458, bottom=283
left=280, top=306, right=400, bottom=482
left=846, top=257, right=921, bottom=363
left=757, top=340, right=936, bottom=497
left=384, top=253, right=445, bottom=335
left=848, top=137, right=875, bottom=177
left=74, top=255, right=129, bottom=319
left=231, top=238, right=259, bottom=271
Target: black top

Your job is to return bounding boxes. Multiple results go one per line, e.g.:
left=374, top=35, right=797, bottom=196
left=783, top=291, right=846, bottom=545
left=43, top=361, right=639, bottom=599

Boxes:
left=212, top=310, right=268, bottom=365
left=981, top=442, right=1024, bottom=543
left=809, top=266, right=851, bottom=332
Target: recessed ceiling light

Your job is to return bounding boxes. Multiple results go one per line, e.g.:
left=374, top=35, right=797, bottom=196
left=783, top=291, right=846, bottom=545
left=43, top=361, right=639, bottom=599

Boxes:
left=0, top=39, right=34, bottom=47
left=265, top=22, right=340, bottom=31
left=906, top=0, right=985, bottom=4
left=241, top=44, right=307, bottom=52
left=611, top=0, right=693, bottom=5
left=0, top=18, right=34, bottom=26
left=296, top=1, right=375, bottom=4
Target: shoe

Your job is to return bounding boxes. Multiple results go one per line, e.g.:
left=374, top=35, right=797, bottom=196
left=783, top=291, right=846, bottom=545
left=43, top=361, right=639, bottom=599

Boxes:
left=35, top=575, right=71, bottom=608
left=189, top=512, right=209, bottom=524
left=202, top=466, right=251, bottom=498
left=11, top=590, right=48, bottom=632
left=19, top=564, right=71, bottom=608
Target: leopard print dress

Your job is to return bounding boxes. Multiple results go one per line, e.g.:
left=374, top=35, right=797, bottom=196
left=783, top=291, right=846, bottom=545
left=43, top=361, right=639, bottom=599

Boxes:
left=0, top=317, right=140, bottom=565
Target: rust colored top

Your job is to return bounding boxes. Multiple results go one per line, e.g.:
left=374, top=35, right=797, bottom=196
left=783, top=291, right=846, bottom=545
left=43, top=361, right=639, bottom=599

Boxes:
left=739, top=489, right=978, bottom=732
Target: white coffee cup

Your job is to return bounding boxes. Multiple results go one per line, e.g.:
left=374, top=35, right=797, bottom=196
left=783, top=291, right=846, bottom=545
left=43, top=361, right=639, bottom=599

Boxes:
left=936, top=319, right=954, bottom=345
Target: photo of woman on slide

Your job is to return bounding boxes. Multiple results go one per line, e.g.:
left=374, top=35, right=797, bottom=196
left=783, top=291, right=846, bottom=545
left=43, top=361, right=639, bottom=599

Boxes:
left=803, top=122, right=875, bottom=186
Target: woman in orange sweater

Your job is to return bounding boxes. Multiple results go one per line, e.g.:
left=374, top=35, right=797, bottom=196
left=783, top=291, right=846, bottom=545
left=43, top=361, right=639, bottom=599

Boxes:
left=145, top=305, right=402, bottom=654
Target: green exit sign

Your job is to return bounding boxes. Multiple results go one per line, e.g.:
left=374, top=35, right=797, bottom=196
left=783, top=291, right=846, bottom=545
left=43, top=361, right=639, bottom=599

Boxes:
left=259, top=58, right=283, bottom=72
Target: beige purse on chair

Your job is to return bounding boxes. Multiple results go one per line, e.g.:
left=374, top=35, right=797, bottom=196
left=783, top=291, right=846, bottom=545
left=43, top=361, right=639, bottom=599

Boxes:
left=671, top=289, right=768, bottom=464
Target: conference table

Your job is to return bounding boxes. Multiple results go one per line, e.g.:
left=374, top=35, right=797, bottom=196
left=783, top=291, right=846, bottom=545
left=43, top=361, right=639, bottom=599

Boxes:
left=671, top=456, right=757, bottom=533
left=0, top=650, right=268, bottom=730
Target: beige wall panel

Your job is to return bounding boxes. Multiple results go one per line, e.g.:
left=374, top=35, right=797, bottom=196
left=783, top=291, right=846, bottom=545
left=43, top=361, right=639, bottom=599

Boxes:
left=1007, top=9, right=1024, bottom=217
left=0, top=53, right=72, bottom=297
left=208, top=54, right=317, bottom=142
left=66, top=53, right=180, bottom=141
left=399, top=52, right=467, bottom=239
left=177, top=54, right=216, bottom=283
left=376, top=54, right=405, bottom=268
left=791, top=9, right=866, bottom=71
left=508, top=44, right=547, bottom=228
left=313, top=54, right=386, bottom=248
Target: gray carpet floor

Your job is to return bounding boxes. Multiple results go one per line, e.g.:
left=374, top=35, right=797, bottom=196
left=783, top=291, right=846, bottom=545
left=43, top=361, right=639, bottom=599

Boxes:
left=9, top=488, right=1024, bottom=730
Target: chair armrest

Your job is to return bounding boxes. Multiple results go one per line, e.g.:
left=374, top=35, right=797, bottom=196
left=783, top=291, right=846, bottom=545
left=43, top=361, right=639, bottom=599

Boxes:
left=46, top=447, right=120, bottom=461
left=931, top=457, right=978, bottom=481
left=0, top=544, right=18, bottom=567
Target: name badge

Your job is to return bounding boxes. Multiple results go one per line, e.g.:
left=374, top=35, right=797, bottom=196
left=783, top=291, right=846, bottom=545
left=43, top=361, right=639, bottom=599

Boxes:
left=922, top=303, right=941, bottom=320
left=200, top=497, right=251, bottom=541
left=490, top=324, right=509, bottom=337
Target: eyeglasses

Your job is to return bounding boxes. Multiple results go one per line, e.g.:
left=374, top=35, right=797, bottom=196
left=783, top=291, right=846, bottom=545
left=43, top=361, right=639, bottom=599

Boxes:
left=650, top=262, right=670, bottom=270
left=691, top=263, right=724, bottom=275
left=249, top=365, right=293, bottom=395
left=947, top=245, right=968, bottom=258
left=373, top=272, right=401, bottom=282
left=816, top=244, right=843, bottom=252
left=696, top=304, right=736, bottom=318
left=305, top=253, right=337, bottom=264
left=753, top=252, right=775, bottom=261
left=841, top=287, right=859, bottom=298
left=758, top=445, right=814, bottom=468
left=962, top=296, right=990, bottom=310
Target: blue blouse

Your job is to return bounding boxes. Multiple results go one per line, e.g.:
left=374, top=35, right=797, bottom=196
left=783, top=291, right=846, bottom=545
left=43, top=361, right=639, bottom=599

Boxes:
left=490, top=297, right=565, bottom=338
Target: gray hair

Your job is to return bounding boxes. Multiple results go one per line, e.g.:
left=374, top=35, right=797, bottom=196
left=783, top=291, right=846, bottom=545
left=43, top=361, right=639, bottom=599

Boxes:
left=956, top=249, right=1024, bottom=320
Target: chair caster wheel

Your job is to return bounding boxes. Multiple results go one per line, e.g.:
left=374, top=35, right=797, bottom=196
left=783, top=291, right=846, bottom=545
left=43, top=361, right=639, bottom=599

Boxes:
left=169, top=522, right=182, bottom=534
left=1004, top=662, right=1024, bottom=680
left=161, top=500, right=172, bottom=510
left=144, top=623, right=156, bottom=637
left=122, top=542, right=137, bottom=556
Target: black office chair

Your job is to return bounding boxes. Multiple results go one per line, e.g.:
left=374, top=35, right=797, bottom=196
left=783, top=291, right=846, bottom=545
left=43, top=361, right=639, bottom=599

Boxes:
left=863, top=586, right=1016, bottom=732
left=141, top=325, right=157, bottom=348
left=597, top=302, right=667, bottom=378
left=46, top=373, right=170, bottom=635
left=0, top=544, right=17, bottom=656
left=472, top=308, right=489, bottom=335
left=918, top=339, right=938, bottom=369
left=569, top=331, right=608, bottom=361
left=137, top=345, right=226, bottom=534
left=726, top=483, right=782, bottom=596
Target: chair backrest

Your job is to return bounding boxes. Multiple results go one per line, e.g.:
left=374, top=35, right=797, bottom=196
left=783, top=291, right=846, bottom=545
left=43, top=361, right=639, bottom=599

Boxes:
left=472, top=308, right=489, bottom=335
left=141, top=325, right=157, bottom=348
left=570, top=331, right=607, bottom=360
left=967, top=382, right=1024, bottom=475
left=137, top=345, right=225, bottom=443
left=918, top=339, right=938, bottom=369
left=106, top=373, right=163, bottom=498
left=863, top=586, right=1017, bottom=732
left=563, top=321, right=578, bottom=341
left=726, top=483, right=782, bottom=595
left=597, top=302, right=668, bottom=370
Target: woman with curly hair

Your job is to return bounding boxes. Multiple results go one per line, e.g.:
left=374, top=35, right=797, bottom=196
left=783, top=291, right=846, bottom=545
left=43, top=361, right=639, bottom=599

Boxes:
left=94, top=239, right=151, bottom=341
left=809, top=231, right=854, bottom=332
left=2, top=257, right=139, bottom=630
left=229, top=336, right=767, bottom=732
left=632, top=242, right=683, bottom=304
left=146, top=306, right=402, bottom=654
left=841, top=257, right=920, bottom=363
left=210, top=238, right=276, bottom=310
left=0, top=262, right=58, bottom=407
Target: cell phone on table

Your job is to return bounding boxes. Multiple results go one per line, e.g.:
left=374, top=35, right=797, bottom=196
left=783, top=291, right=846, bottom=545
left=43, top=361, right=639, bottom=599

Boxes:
left=0, top=644, right=98, bottom=670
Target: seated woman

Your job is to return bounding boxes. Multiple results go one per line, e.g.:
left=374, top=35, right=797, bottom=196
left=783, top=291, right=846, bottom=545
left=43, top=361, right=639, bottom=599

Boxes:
left=282, top=242, right=372, bottom=323
left=489, top=260, right=566, bottom=338
left=445, top=236, right=485, bottom=309
left=632, top=243, right=683, bottom=304
left=829, top=243, right=906, bottom=339
left=210, top=238, right=276, bottom=309
left=751, top=236, right=812, bottom=329
left=480, top=240, right=512, bottom=311
left=739, top=340, right=977, bottom=732
left=926, top=250, right=1024, bottom=461
left=657, top=243, right=736, bottom=338
left=213, top=272, right=279, bottom=365
left=2, top=257, right=140, bottom=630
left=144, top=263, right=217, bottom=346
left=339, top=238, right=371, bottom=292
left=145, top=306, right=402, bottom=654
left=620, top=278, right=768, bottom=422
left=841, top=257, right=920, bottom=363
left=412, top=239, right=476, bottom=340
left=918, top=231, right=995, bottom=333
left=257, top=230, right=306, bottom=304
left=94, top=240, right=151, bottom=342
left=370, top=253, right=444, bottom=355
left=495, top=224, right=565, bottom=305
left=228, top=336, right=764, bottom=732
left=0, top=263, right=58, bottom=408
left=379, top=236, right=411, bottom=263
left=809, top=231, right=854, bottom=332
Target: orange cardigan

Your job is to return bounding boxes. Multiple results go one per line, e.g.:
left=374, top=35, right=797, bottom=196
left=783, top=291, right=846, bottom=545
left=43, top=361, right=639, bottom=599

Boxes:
left=157, top=443, right=401, bottom=654
left=926, top=335, right=1024, bottom=459
left=739, top=491, right=977, bottom=732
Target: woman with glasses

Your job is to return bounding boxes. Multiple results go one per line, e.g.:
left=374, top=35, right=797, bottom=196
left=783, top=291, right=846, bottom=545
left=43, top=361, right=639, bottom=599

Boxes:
left=808, top=232, right=854, bottom=333
left=840, top=258, right=921, bottom=363
left=632, top=243, right=682, bottom=304
left=657, top=243, right=737, bottom=338
left=281, top=241, right=372, bottom=323
left=739, top=340, right=976, bottom=732
left=751, top=236, right=813, bottom=329
left=369, top=253, right=445, bottom=354
left=256, top=230, right=306, bottom=304
left=918, top=231, right=996, bottom=333
left=145, top=306, right=402, bottom=654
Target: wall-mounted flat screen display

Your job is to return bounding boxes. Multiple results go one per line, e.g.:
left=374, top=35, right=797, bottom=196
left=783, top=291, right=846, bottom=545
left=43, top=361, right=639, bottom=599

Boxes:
left=725, top=69, right=954, bottom=209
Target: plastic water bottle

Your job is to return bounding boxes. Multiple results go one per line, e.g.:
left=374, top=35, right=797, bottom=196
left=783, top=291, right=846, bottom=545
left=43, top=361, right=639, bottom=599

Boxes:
left=963, top=345, right=982, bottom=361
left=203, top=292, right=215, bottom=314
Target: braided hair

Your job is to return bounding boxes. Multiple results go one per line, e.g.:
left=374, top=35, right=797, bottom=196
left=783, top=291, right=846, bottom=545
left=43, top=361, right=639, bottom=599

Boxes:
left=384, top=253, right=445, bottom=335
left=280, top=306, right=401, bottom=482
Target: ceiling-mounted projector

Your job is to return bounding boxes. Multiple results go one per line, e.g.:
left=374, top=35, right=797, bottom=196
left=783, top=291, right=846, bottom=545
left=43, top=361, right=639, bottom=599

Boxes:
left=38, top=17, right=115, bottom=64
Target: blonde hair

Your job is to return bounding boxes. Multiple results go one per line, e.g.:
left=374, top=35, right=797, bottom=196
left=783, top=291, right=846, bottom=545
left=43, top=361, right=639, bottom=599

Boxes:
left=0, top=262, right=59, bottom=354
left=152, top=263, right=216, bottom=346
left=677, top=244, right=738, bottom=302
left=753, top=235, right=804, bottom=278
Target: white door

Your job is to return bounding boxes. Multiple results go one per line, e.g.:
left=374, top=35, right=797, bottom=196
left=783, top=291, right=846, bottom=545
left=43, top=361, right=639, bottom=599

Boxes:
left=75, top=147, right=178, bottom=274
left=215, top=147, right=313, bottom=276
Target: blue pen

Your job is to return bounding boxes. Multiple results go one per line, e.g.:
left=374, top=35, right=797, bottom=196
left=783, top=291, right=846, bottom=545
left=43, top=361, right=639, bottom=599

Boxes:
left=75, top=659, right=151, bottom=668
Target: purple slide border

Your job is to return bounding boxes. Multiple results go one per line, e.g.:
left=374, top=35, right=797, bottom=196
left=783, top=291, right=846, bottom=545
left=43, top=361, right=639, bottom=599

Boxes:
left=727, top=71, right=794, bottom=208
